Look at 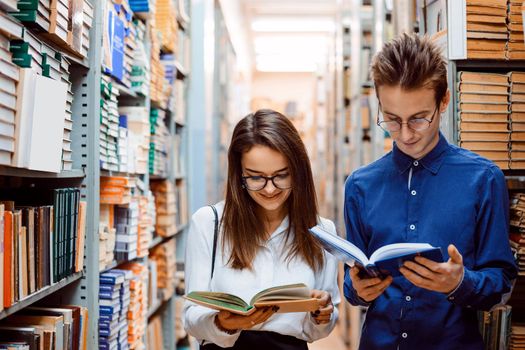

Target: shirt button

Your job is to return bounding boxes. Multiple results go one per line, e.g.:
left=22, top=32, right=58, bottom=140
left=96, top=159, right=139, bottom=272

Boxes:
left=409, top=224, right=416, bottom=230
left=411, top=190, right=417, bottom=196
left=402, top=333, right=408, bottom=339
left=413, top=161, right=419, bottom=166
left=405, top=296, right=411, bottom=301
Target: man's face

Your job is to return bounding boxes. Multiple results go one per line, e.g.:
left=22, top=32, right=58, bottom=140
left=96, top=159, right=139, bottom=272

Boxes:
left=377, top=84, right=450, bottom=159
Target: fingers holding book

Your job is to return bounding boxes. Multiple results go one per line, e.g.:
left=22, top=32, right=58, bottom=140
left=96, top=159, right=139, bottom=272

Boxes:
left=309, top=289, right=334, bottom=325
left=350, top=266, right=393, bottom=303
left=216, top=306, right=279, bottom=333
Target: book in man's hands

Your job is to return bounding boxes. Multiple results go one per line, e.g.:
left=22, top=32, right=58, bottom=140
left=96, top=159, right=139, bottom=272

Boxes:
left=309, top=225, right=444, bottom=278
left=184, top=283, right=320, bottom=316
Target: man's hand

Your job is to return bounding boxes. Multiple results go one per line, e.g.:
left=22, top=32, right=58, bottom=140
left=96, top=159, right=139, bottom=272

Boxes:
left=216, top=306, right=278, bottom=332
left=310, top=289, right=334, bottom=324
left=350, top=266, right=393, bottom=302
left=400, top=244, right=464, bottom=294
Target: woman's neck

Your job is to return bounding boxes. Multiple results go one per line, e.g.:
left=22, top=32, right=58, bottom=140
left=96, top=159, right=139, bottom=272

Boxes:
left=259, top=206, right=287, bottom=237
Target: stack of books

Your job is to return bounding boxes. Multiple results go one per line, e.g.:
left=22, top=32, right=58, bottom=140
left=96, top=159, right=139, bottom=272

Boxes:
left=100, top=176, right=132, bottom=205
left=175, top=181, right=188, bottom=228
left=99, top=270, right=130, bottom=350
left=160, top=54, right=175, bottom=111
left=55, top=53, right=74, bottom=171
left=130, top=19, right=149, bottom=96
left=9, top=32, right=43, bottom=72
left=123, top=6, right=135, bottom=89
left=120, top=261, right=148, bottom=349
left=114, top=199, right=139, bottom=262
left=1, top=190, right=85, bottom=308
left=510, top=323, right=525, bottom=349
left=478, top=305, right=512, bottom=349
left=149, top=108, right=170, bottom=177
left=457, top=71, right=510, bottom=169
left=174, top=79, right=185, bottom=125
left=137, top=191, right=154, bottom=257
left=10, top=0, right=51, bottom=32
left=0, top=31, right=19, bottom=165
left=118, top=115, right=130, bottom=173
left=150, top=180, right=176, bottom=237
left=0, top=0, right=17, bottom=11
left=100, top=76, right=120, bottom=171
left=46, top=0, right=69, bottom=45
left=128, top=0, right=152, bottom=14
left=510, top=193, right=525, bottom=276
left=147, top=258, right=158, bottom=309
left=99, top=205, right=116, bottom=270
left=147, top=315, right=164, bottom=350
left=78, top=0, right=93, bottom=57
left=465, top=0, right=507, bottom=59
left=510, top=72, right=525, bottom=169
left=155, top=0, right=177, bottom=53
left=0, top=304, right=88, bottom=349
left=120, top=106, right=150, bottom=174
left=507, top=0, right=525, bottom=59
left=149, top=239, right=176, bottom=301
left=149, top=22, right=168, bottom=107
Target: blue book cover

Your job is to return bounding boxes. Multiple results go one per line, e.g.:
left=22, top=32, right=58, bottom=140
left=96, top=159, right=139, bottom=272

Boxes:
left=309, top=225, right=444, bottom=278
left=111, top=15, right=125, bottom=82
left=100, top=271, right=125, bottom=285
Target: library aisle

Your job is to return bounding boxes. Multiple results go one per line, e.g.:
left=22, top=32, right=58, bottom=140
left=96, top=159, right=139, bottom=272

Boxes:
left=0, top=0, right=524, bottom=349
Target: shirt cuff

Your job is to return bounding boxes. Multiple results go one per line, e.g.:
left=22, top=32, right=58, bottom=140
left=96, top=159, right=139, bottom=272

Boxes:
left=447, top=267, right=476, bottom=307
left=202, top=312, right=242, bottom=347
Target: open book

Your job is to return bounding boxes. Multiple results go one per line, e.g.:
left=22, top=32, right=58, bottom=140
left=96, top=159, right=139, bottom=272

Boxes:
left=309, top=225, right=443, bottom=278
left=184, top=283, right=319, bottom=316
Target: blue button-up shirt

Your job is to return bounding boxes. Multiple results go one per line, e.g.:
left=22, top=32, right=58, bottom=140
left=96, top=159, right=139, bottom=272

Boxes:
left=343, top=133, right=517, bottom=350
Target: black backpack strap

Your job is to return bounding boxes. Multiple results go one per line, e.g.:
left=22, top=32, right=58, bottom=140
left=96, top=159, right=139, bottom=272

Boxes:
left=209, top=205, right=219, bottom=280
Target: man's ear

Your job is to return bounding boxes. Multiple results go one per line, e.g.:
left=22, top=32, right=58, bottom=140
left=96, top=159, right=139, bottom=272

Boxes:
left=440, top=89, right=451, bottom=113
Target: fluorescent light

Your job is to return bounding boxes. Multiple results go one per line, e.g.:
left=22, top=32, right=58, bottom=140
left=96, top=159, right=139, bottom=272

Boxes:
left=255, top=55, right=322, bottom=72
left=252, top=17, right=335, bottom=33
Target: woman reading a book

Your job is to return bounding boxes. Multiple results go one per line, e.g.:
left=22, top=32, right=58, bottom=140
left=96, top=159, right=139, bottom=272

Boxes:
left=183, top=109, right=340, bottom=349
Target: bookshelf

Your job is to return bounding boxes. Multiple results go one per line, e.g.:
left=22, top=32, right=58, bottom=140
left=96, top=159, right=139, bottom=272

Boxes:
left=0, top=0, right=191, bottom=347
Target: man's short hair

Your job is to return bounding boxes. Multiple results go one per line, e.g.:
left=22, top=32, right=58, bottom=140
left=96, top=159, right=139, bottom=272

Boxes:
left=370, top=33, right=448, bottom=104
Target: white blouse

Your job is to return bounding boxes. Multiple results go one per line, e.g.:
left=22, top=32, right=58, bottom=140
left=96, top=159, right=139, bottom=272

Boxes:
left=183, top=201, right=340, bottom=348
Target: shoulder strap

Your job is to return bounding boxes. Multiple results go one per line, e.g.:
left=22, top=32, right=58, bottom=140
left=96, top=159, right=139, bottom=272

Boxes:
left=209, top=205, right=219, bottom=280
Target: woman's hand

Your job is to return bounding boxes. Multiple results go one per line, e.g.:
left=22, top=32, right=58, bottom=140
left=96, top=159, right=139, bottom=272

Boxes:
left=215, top=306, right=279, bottom=333
left=310, top=289, right=334, bottom=325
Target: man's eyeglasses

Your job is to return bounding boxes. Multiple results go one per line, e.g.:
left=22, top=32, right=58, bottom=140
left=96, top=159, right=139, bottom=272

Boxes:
left=376, top=104, right=440, bottom=133
left=242, top=174, right=292, bottom=191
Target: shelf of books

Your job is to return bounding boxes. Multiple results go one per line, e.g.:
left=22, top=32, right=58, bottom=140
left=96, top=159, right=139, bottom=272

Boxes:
left=0, top=0, right=190, bottom=346
left=416, top=0, right=525, bottom=348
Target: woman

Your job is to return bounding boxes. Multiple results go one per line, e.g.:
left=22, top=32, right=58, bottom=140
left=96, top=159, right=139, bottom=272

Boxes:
left=183, top=109, right=340, bottom=349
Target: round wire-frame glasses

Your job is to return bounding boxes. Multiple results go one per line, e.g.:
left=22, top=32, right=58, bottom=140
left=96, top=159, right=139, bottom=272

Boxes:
left=376, top=103, right=440, bottom=133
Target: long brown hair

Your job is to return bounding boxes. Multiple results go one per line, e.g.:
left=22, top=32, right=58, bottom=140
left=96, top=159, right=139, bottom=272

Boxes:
left=222, top=109, right=324, bottom=272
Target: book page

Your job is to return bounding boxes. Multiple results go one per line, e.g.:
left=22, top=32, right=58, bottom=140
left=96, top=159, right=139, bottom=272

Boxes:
left=309, top=225, right=368, bottom=266
left=369, top=243, right=435, bottom=265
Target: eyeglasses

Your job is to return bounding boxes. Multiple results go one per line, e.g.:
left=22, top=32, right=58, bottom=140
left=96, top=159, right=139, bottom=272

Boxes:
left=242, top=174, right=292, bottom=191
left=376, top=104, right=440, bottom=133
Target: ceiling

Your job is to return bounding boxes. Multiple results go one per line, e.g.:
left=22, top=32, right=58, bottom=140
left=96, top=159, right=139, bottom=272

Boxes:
left=241, top=0, right=339, bottom=72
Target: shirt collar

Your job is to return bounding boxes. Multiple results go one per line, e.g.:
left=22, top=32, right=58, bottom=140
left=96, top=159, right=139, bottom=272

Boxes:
left=269, top=215, right=290, bottom=240
left=392, top=132, right=449, bottom=175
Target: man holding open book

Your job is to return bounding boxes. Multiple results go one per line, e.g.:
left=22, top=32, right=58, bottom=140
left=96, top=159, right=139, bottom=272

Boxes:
left=343, top=33, right=518, bottom=349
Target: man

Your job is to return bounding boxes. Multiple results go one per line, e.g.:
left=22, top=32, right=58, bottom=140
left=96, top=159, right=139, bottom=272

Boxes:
left=343, top=33, right=517, bottom=349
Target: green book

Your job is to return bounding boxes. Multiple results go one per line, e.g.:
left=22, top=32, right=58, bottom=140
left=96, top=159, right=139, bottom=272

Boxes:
left=10, top=10, right=37, bottom=23
left=184, top=283, right=319, bottom=316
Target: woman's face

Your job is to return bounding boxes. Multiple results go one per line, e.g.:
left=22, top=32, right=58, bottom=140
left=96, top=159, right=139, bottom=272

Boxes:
left=241, top=145, right=292, bottom=217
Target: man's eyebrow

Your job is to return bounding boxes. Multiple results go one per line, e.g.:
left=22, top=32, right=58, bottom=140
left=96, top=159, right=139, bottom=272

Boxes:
left=382, top=108, right=433, bottom=119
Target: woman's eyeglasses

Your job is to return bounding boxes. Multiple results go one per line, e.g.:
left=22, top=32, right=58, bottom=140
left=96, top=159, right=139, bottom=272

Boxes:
left=242, top=174, right=292, bottom=191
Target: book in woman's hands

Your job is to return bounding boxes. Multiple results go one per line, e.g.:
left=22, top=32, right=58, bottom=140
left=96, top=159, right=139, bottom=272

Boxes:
left=309, top=225, right=444, bottom=278
left=184, top=283, right=320, bottom=316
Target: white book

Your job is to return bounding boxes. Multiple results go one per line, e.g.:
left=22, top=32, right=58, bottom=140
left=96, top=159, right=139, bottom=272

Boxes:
left=0, top=74, right=16, bottom=95
left=12, top=68, right=37, bottom=168
left=0, top=149, right=10, bottom=164
left=0, top=105, right=14, bottom=124
left=0, top=89, right=16, bottom=110
left=0, top=59, right=20, bottom=82
left=0, top=135, right=14, bottom=152
left=0, top=119, right=14, bottom=137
